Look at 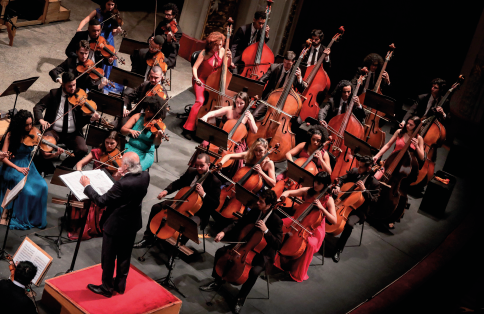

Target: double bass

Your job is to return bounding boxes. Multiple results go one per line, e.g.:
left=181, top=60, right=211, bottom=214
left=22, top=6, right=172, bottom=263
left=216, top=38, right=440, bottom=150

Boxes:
left=239, top=0, right=275, bottom=80
left=299, top=26, right=345, bottom=122
left=359, top=43, right=395, bottom=149
left=327, top=68, right=367, bottom=181
left=246, top=40, right=312, bottom=162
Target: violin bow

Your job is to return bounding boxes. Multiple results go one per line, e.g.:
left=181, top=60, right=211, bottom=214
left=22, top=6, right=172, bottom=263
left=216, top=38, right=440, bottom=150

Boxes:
left=92, top=148, right=127, bottom=170
left=154, top=0, right=158, bottom=36
left=73, top=59, right=104, bottom=81
left=129, top=81, right=168, bottom=114
left=27, top=127, right=47, bottom=171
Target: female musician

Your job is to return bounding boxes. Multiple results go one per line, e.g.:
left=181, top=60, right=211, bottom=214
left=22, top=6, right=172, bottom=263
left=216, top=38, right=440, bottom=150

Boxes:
left=275, top=172, right=336, bottom=282
left=71, top=131, right=121, bottom=240
left=120, top=97, right=165, bottom=171
left=0, top=110, right=47, bottom=230
left=182, top=32, right=232, bottom=140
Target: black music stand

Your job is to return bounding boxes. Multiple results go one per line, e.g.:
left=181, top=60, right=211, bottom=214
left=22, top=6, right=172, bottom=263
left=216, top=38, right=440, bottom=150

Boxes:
left=343, top=131, right=378, bottom=169
left=88, top=90, right=124, bottom=118
left=363, top=90, right=396, bottom=118
left=299, top=116, right=319, bottom=133
left=196, top=119, right=228, bottom=151
left=228, top=74, right=265, bottom=99
left=0, top=77, right=39, bottom=118
left=119, top=38, right=149, bottom=55
left=109, top=67, right=145, bottom=89
left=286, top=160, right=315, bottom=188
left=0, top=180, right=24, bottom=260
left=156, top=208, right=199, bottom=298
left=235, top=184, right=259, bottom=207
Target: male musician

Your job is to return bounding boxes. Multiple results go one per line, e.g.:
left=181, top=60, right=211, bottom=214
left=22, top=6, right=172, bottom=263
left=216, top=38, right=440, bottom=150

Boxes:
left=33, top=72, right=100, bottom=174
left=199, top=190, right=282, bottom=314
left=150, top=3, right=183, bottom=69
left=400, top=78, right=448, bottom=127
left=0, top=261, right=37, bottom=314
left=130, top=35, right=166, bottom=79
left=302, top=29, right=331, bottom=67
left=230, top=10, right=271, bottom=74
left=351, top=53, right=390, bottom=95
left=50, top=40, right=108, bottom=91
left=318, top=80, right=366, bottom=125
left=80, top=152, right=150, bottom=297
left=251, top=51, right=305, bottom=120
left=331, top=156, right=380, bottom=263
left=133, top=153, right=221, bottom=248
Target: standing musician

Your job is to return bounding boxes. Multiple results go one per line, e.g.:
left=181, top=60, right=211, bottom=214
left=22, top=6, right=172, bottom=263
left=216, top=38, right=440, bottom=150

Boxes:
left=400, top=78, right=448, bottom=127
left=331, top=156, right=380, bottom=263
left=351, top=53, right=390, bottom=95
left=0, top=261, right=37, bottom=314
left=133, top=153, right=221, bottom=249
left=319, top=80, right=366, bottom=125
left=49, top=40, right=109, bottom=91
left=80, top=152, right=150, bottom=298
left=302, top=29, right=331, bottom=67
left=150, top=3, right=183, bottom=69
left=276, top=172, right=336, bottom=281
left=199, top=190, right=282, bottom=314
left=230, top=10, right=270, bottom=74
left=130, top=35, right=166, bottom=79
left=33, top=72, right=100, bottom=173
left=251, top=51, right=305, bottom=120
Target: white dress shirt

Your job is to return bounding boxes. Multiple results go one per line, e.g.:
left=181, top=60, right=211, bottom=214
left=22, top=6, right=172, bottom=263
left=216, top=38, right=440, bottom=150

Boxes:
left=306, top=45, right=330, bottom=66
left=52, top=91, right=76, bottom=133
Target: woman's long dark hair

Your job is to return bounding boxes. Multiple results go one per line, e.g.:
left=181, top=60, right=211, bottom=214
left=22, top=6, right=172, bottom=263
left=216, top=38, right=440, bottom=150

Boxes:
left=331, top=80, right=352, bottom=101
left=1, top=110, right=33, bottom=155
left=304, top=125, right=328, bottom=150
left=399, top=116, right=421, bottom=138
left=99, top=131, right=120, bottom=153
left=307, top=171, right=331, bottom=197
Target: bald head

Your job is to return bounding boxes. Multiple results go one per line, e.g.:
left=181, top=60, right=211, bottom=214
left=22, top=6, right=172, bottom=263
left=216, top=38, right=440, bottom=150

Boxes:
left=122, top=152, right=142, bottom=173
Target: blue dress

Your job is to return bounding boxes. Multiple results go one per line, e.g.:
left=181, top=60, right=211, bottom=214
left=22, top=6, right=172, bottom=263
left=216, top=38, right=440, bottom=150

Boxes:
left=0, top=144, right=47, bottom=230
left=125, top=114, right=155, bottom=171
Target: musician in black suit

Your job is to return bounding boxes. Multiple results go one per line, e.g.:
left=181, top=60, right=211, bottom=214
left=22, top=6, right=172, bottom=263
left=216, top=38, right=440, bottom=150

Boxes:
left=351, top=53, right=390, bottom=95
left=130, top=35, right=166, bottom=79
left=302, top=29, right=331, bottom=67
left=149, top=3, right=183, bottom=69
left=199, top=189, right=283, bottom=314
left=251, top=51, right=305, bottom=120
left=33, top=72, right=100, bottom=173
left=400, top=78, right=448, bottom=127
left=331, top=156, right=380, bottom=263
left=0, top=261, right=37, bottom=314
left=230, top=10, right=270, bottom=74
left=80, top=152, right=150, bottom=297
left=134, top=153, right=221, bottom=248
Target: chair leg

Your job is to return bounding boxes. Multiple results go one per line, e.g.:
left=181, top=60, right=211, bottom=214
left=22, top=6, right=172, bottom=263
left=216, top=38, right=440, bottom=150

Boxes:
left=358, top=222, right=364, bottom=247
left=321, top=239, right=325, bottom=265
left=156, top=147, right=159, bottom=163
left=203, top=227, right=206, bottom=253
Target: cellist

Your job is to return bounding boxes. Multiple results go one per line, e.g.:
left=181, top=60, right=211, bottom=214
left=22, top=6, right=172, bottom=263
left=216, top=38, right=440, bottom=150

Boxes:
left=351, top=53, right=390, bottom=95
left=199, top=190, right=282, bottom=314
left=331, top=156, right=380, bottom=263
left=133, top=153, right=221, bottom=248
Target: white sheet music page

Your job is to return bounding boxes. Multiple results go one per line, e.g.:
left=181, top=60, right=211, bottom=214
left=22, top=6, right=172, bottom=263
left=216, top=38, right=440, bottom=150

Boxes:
left=59, top=169, right=114, bottom=201
left=1, top=176, right=27, bottom=209
left=13, top=237, right=52, bottom=286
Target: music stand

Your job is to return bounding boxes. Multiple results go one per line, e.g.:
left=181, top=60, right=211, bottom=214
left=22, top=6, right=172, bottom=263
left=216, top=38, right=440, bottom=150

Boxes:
left=235, top=184, right=259, bottom=207
left=286, top=160, right=315, bottom=188
left=85, top=125, right=126, bottom=151
left=88, top=90, right=124, bottom=118
left=299, top=116, right=319, bottom=133
left=0, top=77, right=39, bottom=117
left=109, top=67, right=145, bottom=89
left=119, top=38, right=149, bottom=55
left=196, top=119, right=229, bottom=151
left=156, top=208, right=199, bottom=298
left=343, top=131, right=378, bottom=169
left=228, top=74, right=265, bottom=99
left=0, top=178, right=25, bottom=260
left=364, top=90, right=396, bottom=118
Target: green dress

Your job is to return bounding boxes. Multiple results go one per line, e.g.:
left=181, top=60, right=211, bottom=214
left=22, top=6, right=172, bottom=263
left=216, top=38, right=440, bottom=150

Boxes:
left=125, top=114, right=155, bottom=171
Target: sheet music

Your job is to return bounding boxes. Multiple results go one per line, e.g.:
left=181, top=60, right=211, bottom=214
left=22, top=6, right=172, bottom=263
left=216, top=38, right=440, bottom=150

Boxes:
left=1, top=176, right=26, bottom=209
left=13, top=238, right=52, bottom=286
left=59, top=169, right=114, bottom=201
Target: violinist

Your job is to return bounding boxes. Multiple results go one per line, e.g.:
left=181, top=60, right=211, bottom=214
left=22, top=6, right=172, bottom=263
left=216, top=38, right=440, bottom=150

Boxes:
left=199, top=190, right=282, bottom=314
left=0, top=261, right=37, bottom=314
left=150, top=3, right=183, bottom=69
left=276, top=172, right=336, bottom=282
left=331, top=156, right=380, bottom=263
left=130, top=35, right=166, bottom=80
left=251, top=51, right=305, bottom=120
left=302, top=29, right=331, bottom=67
left=133, top=153, right=221, bottom=249
left=351, top=53, right=390, bottom=95
left=33, top=72, right=100, bottom=174
left=0, top=110, right=47, bottom=230
left=319, top=80, right=366, bottom=125
left=230, top=10, right=270, bottom=74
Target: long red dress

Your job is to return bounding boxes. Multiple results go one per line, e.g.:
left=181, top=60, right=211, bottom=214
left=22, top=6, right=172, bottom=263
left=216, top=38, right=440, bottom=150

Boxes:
left=276, top=146, right=327, bottom=181
left=374, top=136, right=416, bottom=180
left=183, top=52, right=221, bottom=131
left=274, top=194, right=330, bottom=282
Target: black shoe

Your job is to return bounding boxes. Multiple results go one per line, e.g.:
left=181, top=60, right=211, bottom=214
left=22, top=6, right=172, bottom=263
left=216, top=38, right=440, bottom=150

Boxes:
left=87, top=284, right=112, bottom=298
left=199, top=279, right=223, bottom=292
left=133, top=239, right=152, bottom=249
left=181, top=129, right=193, bottom=140
left=332, top=250, right=341, bottom=263
left=113, top=286, right=125, bottom=294
left=233, top=297, right=246, bottom=314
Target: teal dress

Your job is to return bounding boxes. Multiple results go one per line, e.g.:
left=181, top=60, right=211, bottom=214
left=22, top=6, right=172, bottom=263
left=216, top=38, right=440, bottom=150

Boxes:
left=0, top=144, right=47, bottom=230
left=125, top=114, right=155, bottom=171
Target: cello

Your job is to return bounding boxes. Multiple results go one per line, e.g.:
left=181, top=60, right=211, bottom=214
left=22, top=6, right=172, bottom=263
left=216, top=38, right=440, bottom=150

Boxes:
left=327, top=68, right=367, bottom=181
left=246, top=40, right=312, bottom=162
left=359, top=44, right=395, bottom=149
left=411, top=75, right=464, bottom=187
left=299, top=26, right=345, bottom=122
left=196, top=18, right=236, bottom=123
left=239, top=0, right=275, bottom=80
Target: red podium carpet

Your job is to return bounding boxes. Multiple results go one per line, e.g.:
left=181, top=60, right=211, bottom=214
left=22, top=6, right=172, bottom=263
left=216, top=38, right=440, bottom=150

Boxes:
left=42, top=264, right=182, bottom=314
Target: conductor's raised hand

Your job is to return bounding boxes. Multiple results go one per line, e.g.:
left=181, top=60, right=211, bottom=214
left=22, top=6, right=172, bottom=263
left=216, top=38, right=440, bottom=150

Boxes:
left=157, top=190, right=168, bottom=200
left=80, top=175, right=90, bottom=187
left=214, top=231, right=225, bottom=242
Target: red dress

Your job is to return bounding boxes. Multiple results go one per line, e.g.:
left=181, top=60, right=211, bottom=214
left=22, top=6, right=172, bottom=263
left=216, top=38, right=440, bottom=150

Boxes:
left=274, top=194, right=330, bottom=282
left=276, top=147, right=327, bottom=181
left=374, top=136, right=416, bottom=180
left=183, top=53, right=221, bottom=131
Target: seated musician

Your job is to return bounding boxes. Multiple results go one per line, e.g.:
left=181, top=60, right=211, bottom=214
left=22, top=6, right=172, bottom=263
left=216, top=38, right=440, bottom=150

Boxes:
left=199, top=190, right=282, bottom=314
left=251, top=51, right=305, bottom=120
left=351, top=53, right=390, bottom=95
left=182, top=32, right=232, bottom=140
left=133, top=153, right=221, bottom=248
left=399, top=78, right=448, bottom=128
left=72, top=131, right=122, bottom=240
left=302, top=29, right=331, bottom=67
left=0, top=110, right=47, bottom=230
left=49, top=40, right=109, bottom=91
left=0, top=261, right=37, bottom=314
left=33, top=72, right=100, bottom=174
left=230, top=10, right=270, bottom=74
left=150, top=3, right=183, bottom=69
left=276, top=172, right=336, bottom=281
left=120, top=97, right=166, bottom=171
left=130, top=35, right=166, bottom=80
left=373, top=116, right=424, bottom=228
left=331, top=156, right=380, bottom=262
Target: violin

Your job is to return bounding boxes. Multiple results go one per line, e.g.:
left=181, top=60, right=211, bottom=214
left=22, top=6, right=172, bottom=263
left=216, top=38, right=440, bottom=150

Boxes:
left=161, top=19, right=179, bottom=42
left=76, top=60, right=115, bottom=88
left=99, top=148, right=123, bottom=173
left=1, top=151, right=13, bottom=159
left=22, top=127, right=75, bottom=157
left=143, top=118, right=169, bottom=142
left=146, top=51, right=168, bottom=70
left=145, top=83, right=168, bottom=99
left=68, top=89, right=113, bottom=129
left=90, top=36, right=126, bottom=64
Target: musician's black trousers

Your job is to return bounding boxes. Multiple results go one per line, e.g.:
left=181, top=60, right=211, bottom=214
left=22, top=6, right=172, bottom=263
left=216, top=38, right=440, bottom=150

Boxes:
left=212, top=246, right=267, bottom=299
left=335, top=212, right=362, bottom=251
